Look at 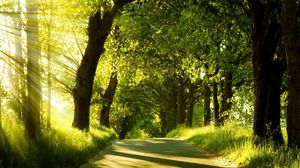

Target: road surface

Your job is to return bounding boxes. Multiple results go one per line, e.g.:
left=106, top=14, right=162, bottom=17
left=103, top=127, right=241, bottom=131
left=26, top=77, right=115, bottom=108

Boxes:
left=80, top=138, right=235, bottom=168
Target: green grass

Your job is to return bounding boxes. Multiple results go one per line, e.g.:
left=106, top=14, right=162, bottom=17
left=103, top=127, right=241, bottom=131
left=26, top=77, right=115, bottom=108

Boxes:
left=166, top=124, right=300, bottom=168
left=0, top=116, right=116, bottom=168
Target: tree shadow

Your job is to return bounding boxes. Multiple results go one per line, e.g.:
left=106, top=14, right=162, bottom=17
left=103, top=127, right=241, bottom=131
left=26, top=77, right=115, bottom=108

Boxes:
left=82, top=138, right=224, bottom=168
left=85, top=151, right=222, bottom=168
left=113, top=138, right=215, bottom=158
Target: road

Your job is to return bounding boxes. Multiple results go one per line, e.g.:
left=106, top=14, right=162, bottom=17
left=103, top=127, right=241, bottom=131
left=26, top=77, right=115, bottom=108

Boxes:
left=80, top=138, right=235, bottom=168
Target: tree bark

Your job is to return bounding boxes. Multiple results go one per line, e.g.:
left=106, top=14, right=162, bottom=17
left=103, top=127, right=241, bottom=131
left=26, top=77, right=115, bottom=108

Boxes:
left=204, top=83, right=211, bottom=126
left=0, top=91, right=2, bottom=129
left=47, top=42, right=52, bottom=129
left=119, top=116, right=130, bottom=139
left=100, top=72, right=118, bottom=127
left=213, top=82, right=220, bottom=126
left=282, top=0, right=300, bottom=147
left=186, top=81, right=195, bottom=127
left=166, top=77, right=177, bottom=132
left=220, top=71, right=233, bottom=125
left=25, top=0, right=42, bottom=139
left=14, top=1, right=25, bottom=120
left=177, top=75, right=185, bottom=125
left=248, top=0, right=284, bottom=143
left=46, top=2, right=53, bottom=129
left=160, top=109, right=167, bottom=136
left=72, top=0, right=133, bottom=130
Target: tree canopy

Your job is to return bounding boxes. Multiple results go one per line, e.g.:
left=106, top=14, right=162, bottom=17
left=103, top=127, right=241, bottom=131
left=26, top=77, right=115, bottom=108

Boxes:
left=0, top=0, right=300, bottom=167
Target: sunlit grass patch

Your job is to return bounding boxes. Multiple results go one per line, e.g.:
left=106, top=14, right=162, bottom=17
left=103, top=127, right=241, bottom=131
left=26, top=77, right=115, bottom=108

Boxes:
left=36, top=126, right=116, bottom=168
left=166, top=123, right=300, bottom=168
left=0, top=114, right=116, bottom=168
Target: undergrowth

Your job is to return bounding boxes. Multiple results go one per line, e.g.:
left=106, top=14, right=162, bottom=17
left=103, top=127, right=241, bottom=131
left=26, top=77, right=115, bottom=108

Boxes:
left=166, top=124, right=300, bottom=168
left=0, top=116, right=116, bottom=168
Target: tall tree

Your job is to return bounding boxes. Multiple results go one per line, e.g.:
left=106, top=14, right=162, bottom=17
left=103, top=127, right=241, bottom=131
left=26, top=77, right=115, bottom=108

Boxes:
left=219, top=71, right=233, bottom=125
left=13, top=0, right=25, bottom=119
left=0, top=71, right=4, bottom=130
left=282, top=0, right=300, bottom=147
left=72, top=0, right=134, bottom=130
left=100, top=72, right=118, bottom=127
left=213, top=82, right=220, bottom=126
left=25, top=0, right=42, bottom=139
left=45, top=0, right=54, bottom=129
left=248, top=0, right=284, bottom=143
left=204, top=83, right=211, bottom=126
left=176, top=75, right=186, bottom=125
left=165, top=77, right=178, bottom=132
left=186, top=81, right=195, bottom=127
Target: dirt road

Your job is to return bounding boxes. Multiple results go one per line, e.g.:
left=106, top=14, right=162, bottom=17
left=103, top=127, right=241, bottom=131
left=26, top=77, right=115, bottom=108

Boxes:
left=80, top=138, right=235, bottom=168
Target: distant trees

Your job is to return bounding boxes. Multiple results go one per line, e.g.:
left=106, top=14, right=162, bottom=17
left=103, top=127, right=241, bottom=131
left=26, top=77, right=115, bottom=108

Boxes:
left=115, top=0, right=251, bottom=133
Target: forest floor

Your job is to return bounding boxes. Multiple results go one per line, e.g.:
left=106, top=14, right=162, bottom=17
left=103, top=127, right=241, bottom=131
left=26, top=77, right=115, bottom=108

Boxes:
left=80, top=138, right=236, bottom=168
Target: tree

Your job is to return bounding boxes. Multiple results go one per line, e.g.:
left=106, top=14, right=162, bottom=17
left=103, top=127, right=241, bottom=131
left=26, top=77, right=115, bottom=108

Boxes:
left=247, top=0, right=284, bottom=143
left=186, top=80, right=196, bottom=127
left=100, top=72, right=118, bottom=127
left=176, top=74, right=186, bottom=125
left=0, top=68, right=5, bottom=130
left=213, top=81, right=220, bottom=126
left=39, top=0, right=55, bottom=129
left=203, top=83, right=211, bottom=126
left=13, top=0, right=25, bottom=119
left=25, top=0, right=42, bottom=139
left=72, top=0, right=134, bottom=130
left=282, top=0, right=300, bottom=147
left=219, top=71, right=233, bottom=125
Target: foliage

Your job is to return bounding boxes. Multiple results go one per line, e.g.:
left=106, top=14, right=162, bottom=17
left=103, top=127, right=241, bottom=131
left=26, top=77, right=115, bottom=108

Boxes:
left=166, top=124, right=300, bottom=168
left=0, top=0, right=297, bottom=166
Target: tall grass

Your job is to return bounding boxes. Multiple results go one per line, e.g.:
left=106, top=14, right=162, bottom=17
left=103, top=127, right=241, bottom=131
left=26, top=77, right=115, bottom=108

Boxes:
left=0, top=115, right=116, bottom=168
left=166, top=124, right=300, bottom=168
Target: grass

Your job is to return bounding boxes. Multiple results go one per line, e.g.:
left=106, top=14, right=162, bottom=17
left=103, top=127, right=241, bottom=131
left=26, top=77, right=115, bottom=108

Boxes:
left=166, top=124, right=300, bottom=168
left=0, top=115, right=116, bottom=168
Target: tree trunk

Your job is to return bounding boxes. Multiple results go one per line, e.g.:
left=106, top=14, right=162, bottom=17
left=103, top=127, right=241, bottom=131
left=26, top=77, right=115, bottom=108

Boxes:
left=186, top=81, right=195, bottom=127
left=119, top=116, right=130, bottom=139
left=160, top=110, right=167, bottom=136
left=0, top=92, right=2, bottom=129
left=220, top=71, right=233, bottom=125
left=100, top=72, right=118, bottom=127
left=25, top=0, right=42, bottom=139
left=47, top=47, right=52, bottom=130
left=13, top=0, right=25, bottom=120
left=177, top=76, right=185, bottom=125
left=46, top=3, right=53, bottom=129
left=213, top=82, right=220, bottom=126
left=204, top=83, right=211, bottom=126
left=72, top=0, right=133, bottom=130
left=282, top=0, right=300, bottom=147
left=166, top=77, right=177, bottom=132
left=248, top=1, right=284, bottom=143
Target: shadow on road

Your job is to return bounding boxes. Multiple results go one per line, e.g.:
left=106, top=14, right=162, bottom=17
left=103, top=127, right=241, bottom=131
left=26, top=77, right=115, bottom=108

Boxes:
left=81, top=138, right=228, bottom=168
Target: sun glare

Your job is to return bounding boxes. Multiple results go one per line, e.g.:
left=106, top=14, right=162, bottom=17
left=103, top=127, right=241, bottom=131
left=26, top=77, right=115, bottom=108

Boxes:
left=51, top=96, right=67, bottom=112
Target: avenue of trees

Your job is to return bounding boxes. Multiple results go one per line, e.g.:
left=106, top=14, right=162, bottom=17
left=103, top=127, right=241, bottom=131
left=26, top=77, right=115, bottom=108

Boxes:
left=0, top=0, right=300, bottom=156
